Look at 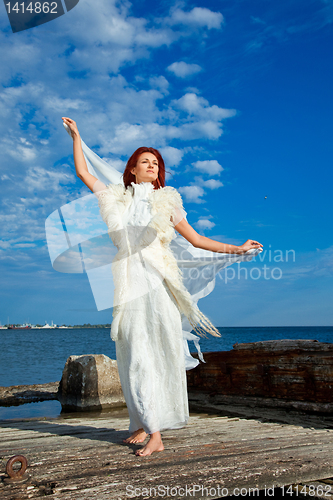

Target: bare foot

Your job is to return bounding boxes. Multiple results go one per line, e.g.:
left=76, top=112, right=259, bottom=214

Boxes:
left=123, top=428, right=148, bottom=444
left=135, top=432, right=164, bottom=456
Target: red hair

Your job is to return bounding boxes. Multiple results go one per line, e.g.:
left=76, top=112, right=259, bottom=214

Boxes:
left=123, top=147, right=165, bottom=190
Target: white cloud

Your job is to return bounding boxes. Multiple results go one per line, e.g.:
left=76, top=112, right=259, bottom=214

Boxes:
left=0, top=162, right=79, bottom=253
left=194, top=176, right=224, bottom=189
left=6, top=142, right=37, bottom=162
left=177, top=121, right=224, bottom=140
left=159, top=146, right=184, bottom=167
left=169, top=7, right=224, bottom=30
left=195, top=219, right=216, bottom=230
left=24, top=166, right=76, bottom=193
left=0, top=0, right=235, bottom=264
left=174, top=93, right=236, bottom=120
left=149, top=76, right=169, bottom=93
left=134, top=27, right=177, bottom=48
left=0, top=240, right=11, bottom=249
left=178, top=185, right=205, bottom=203
left=202, top=179, right=223, bottom=189
left=0, top=2, right=223, bottom=87
left=101, top=114, right=233, bottom=155
left=167, top=62, right=202, bottom=78
left=43, top=96, right=84, bottom=112
left=14, top=243, right=37, bottom=248
left=192, top=160, right=223, bottom=176
left=0, top=2, right=236, bottom=169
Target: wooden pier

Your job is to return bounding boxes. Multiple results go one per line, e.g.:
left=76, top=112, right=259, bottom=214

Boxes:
left=1, top=340, right=333, bottom=499
left=1, top=404, right=333, bottom=499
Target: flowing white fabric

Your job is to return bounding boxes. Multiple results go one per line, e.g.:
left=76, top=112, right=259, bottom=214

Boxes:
left=54, top=124, right=263, bottom=369
left=110, top=181, right=189, bottom=433
left=45, top=125, right=263, bottom=434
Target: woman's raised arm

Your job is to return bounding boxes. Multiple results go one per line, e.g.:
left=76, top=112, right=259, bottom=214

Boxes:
left=62, top=117, right=98, bottom=192
left=175, top=218, right=263, bottom=255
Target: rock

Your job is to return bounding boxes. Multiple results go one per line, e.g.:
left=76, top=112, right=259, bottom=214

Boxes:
left=57, top=354, right=125, bottom=411
left=0, top=382, right=59, bottom=406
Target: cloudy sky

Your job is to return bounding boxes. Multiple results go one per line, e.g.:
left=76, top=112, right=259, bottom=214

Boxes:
left=0, top=0, right=332, bottom=327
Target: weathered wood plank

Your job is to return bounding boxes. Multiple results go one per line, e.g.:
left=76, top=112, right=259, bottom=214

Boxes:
left=1, top=409, right=333, bottom=499
left=233, top=340, right=333, bottom=351
left=187, top=342, right=333, bottom=406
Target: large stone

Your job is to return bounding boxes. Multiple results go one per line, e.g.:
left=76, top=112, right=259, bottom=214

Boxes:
left=57, top=354, right=125, bottom=411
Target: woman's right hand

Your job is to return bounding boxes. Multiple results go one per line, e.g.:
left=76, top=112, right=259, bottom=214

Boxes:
left=238, top=239, right=263, bottom=253
left=62, top=117, right=80, bottom=140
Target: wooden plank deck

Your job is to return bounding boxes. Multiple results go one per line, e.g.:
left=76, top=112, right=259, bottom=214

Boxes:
left=1, top=406, right=333, bottom=499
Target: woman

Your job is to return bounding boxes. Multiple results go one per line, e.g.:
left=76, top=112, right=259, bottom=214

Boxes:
left=61, top=116, right=263, bottom=457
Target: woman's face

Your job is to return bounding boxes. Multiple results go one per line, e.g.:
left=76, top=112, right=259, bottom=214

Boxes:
left=131, top=152, right=159, bottom=184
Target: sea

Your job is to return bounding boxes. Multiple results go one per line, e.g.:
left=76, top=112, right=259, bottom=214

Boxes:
left=0, top=326, right=332, bottom=420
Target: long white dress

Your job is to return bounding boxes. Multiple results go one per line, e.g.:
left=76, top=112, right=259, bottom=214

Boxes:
left=45, top=126, right=263, bottom=434
left=96, top=180, right=190, bottom=434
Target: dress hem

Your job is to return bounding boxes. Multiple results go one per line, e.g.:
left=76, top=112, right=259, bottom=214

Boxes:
left=131, top=417, right=189, bottom=435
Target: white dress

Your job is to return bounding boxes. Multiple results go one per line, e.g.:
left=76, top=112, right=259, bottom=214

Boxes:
left=96, top=180, right=190, bottom=434
left=45, top=126, right=264, bottom=434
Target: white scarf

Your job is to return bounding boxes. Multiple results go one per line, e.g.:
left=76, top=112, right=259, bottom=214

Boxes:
left=98, top=183, right=221, bottom=341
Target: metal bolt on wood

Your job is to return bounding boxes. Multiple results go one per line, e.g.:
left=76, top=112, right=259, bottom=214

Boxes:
left=3, top=455, right=29, bottom=484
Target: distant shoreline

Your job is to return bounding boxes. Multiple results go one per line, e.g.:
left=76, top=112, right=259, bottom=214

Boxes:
left=0, top=324, right=111, bottom=330
left=1, top=325, right=333, bottom=330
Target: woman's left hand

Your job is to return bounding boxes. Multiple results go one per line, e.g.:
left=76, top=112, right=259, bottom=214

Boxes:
left=238, top=239, right=263, bottom=253
left=62, top=117, right=80, bottom=139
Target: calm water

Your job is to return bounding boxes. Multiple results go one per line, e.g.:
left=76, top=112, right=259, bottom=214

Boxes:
left=1, top=326, right=332, bottom=387
left=0, top=326, right=332, bottom=420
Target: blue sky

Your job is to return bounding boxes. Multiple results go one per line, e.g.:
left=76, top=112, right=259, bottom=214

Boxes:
left=0, top=0, right=332, bottom=327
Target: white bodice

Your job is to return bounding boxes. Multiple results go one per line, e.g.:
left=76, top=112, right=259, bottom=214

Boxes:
left=93, top=179, right=186, bottom=227
left=124, top=181, right=155, bottom=227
